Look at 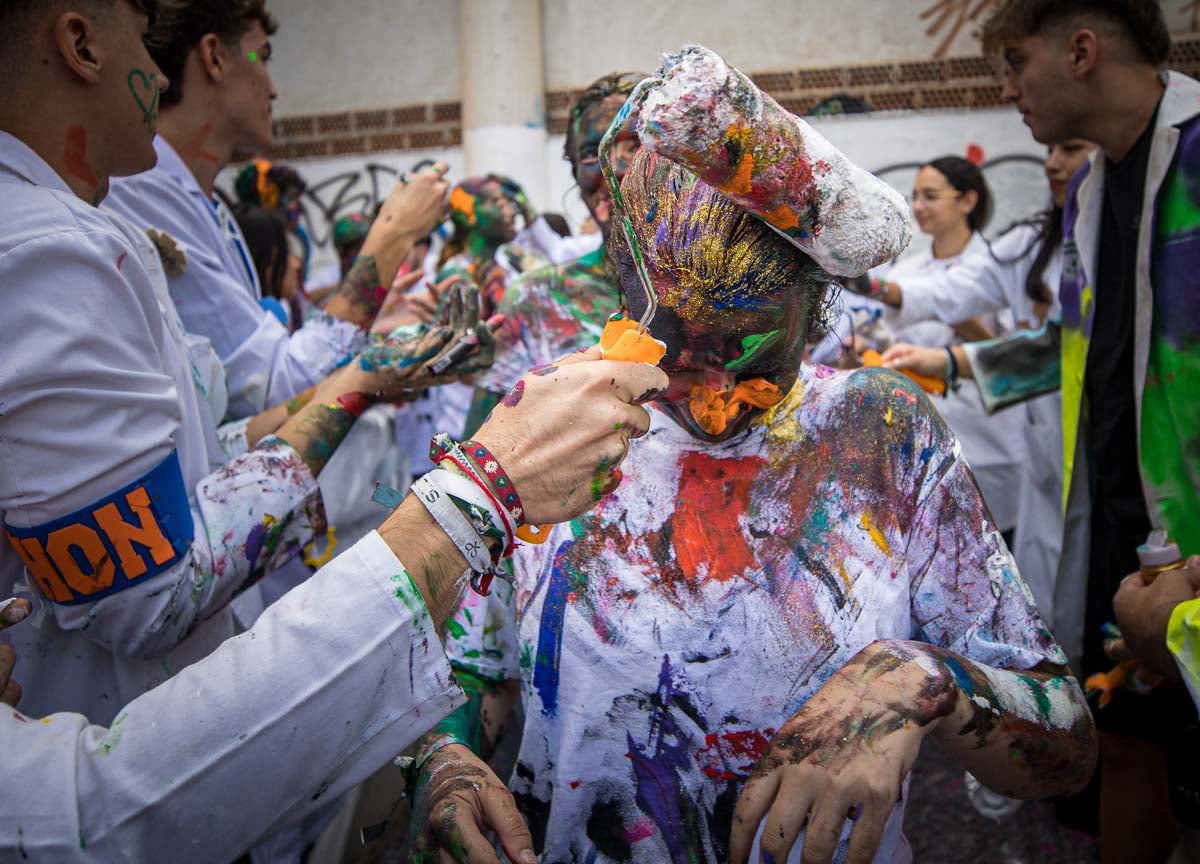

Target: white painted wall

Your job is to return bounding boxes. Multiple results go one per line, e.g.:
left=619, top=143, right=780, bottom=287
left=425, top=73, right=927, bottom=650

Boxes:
left=267, top=0, right=460, bottom=116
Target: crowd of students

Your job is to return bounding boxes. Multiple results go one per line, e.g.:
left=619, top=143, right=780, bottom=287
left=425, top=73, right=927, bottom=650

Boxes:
left=0, top=1, right=1197, bottom=863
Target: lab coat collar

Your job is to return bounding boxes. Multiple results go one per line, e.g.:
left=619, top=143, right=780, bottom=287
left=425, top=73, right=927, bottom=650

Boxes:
left=0, top=131, right=78, bottom=197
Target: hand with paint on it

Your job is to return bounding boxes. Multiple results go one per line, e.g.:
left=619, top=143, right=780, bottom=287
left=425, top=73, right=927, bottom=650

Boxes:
left=731, top=642, right=953, bottom=864
left=473, top=345, right=668, bottom=526
left=352, top=278, right=498, bottom=401
left=373, top=162, right=451, bottom=246
left=407, top=744, right=537, bottom=864
left=1110, top=557, right=1200, bottom=678
left=0, top=598, right=32, bottom=708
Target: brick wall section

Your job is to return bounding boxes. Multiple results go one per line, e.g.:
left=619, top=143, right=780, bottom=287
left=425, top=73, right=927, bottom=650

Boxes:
left=267, top=39, right=1200, bottom=161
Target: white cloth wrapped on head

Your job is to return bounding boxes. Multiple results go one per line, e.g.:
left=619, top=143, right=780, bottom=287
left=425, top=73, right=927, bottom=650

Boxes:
left=635, top=43, right=912, bottom=277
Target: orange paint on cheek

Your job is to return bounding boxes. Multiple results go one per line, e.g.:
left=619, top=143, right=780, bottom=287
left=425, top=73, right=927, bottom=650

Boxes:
left=64, top=125, right=97, bottom=189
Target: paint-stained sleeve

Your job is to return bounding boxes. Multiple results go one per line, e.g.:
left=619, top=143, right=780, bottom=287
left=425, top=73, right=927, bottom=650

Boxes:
left=1, top=531, right=464, bottom=863
left=903, top=414, right=1067, bottom=670
left=0, top=229, right=324, bottom=660
left=1168, top=597, right=1200, bottom=709
left=441, top=574, right=521, bottom=682
left=104, top=174, right=363, bottom=419
left=963, top=321, right=1062, bottom=414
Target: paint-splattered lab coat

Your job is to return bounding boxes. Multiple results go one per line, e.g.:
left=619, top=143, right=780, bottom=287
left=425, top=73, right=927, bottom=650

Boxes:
left=0, top=133, right=323, bottom=724
left=105, top=137, right=365, bottom=420
left=444, top=365, right=1067, bottom=864
left=0, top=532, right=462, bottom=862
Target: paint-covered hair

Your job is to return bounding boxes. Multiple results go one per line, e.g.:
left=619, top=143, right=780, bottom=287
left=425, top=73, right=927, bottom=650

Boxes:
left=923, top=156, right=993, bottom=233
left=148, top=0, right=278, bottom=109
left=563, top=71, right=646, bottom=169
left=981, top=0, right=1170, bottom=66
left=610, top=148, right=832, bottom=339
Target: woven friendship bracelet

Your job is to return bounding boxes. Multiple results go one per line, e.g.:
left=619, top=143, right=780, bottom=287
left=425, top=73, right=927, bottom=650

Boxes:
left=429, top=434, right=523, bottom=549
left=459, top=439, right=526, bottom=525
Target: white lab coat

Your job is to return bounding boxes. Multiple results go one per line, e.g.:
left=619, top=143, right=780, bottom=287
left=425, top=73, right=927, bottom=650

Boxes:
left=881, top=224, right=1089, bottom=641
left=0, top=133, right=324, bottom=723
left=105, top=137, right=364, bottom=419
left=0, top=531, right=463, bottom=862
left=881, top=233, right=1028, bottom=533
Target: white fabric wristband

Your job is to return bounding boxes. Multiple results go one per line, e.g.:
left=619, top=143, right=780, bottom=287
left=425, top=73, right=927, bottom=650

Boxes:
left=411, top=474, right=494, bottom=576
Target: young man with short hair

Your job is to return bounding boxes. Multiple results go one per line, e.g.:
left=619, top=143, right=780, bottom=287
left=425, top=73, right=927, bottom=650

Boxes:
left=977, top=3, right=1198, bottom=859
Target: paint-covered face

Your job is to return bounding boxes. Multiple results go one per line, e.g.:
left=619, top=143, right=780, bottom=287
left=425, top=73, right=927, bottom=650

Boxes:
left=1043, top=139, right=1095, bottom=207
left=472, top=179, right=519, bottom=242
left=99, top=1, right=169, bottom=178
left=222, top=22, right=277, bottom=153
left=571, top=93, right=637, bottom=234
left=910, top=166, right=974, bottom=239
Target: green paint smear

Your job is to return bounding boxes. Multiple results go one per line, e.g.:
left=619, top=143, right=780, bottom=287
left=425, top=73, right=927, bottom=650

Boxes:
left=726, top=330, right=782, bottom=373
left=97, top=713, right=127, bottom=755
left=1020, top=675, right=1054, bottom=721
left=392, top=573, right=431, bottom=624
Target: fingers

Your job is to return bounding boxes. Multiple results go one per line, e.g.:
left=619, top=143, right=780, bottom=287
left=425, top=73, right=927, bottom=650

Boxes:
left=730, top=770, right=780, bottom=864
left=844, top=800, right=891, bottom=864
left=434, top=812, right=501, bottom=864
left=0, top=598, right=31, bottom=629
left=480, top=782, right=537, bottom=864
left=802, top=797, right=849, bottom=864
left=389, top=269, right=424, bottom=295
left=0, top=644, right=21, bottom=708
left=758, top=777, right=815, bottom=864
left=1104, top=636, right=1137, bottom=662
left=597, top=359, right=670, bottom=405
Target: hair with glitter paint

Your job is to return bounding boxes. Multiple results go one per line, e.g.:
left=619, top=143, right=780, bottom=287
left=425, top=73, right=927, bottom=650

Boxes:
left=609, top=148, right=832, bottom=338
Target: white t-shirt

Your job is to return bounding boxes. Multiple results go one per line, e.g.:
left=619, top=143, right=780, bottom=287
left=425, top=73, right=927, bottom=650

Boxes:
left=444, top=365, right=1065, bottom=863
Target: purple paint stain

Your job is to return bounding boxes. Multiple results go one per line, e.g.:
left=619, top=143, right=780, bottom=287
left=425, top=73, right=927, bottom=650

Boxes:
left=245, top=521, right=269, bottom=565
left=501, top=380, right=525, bottom=408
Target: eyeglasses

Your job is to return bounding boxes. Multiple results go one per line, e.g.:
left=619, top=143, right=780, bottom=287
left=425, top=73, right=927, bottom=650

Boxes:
left=910, top=191, right=965, bottom=204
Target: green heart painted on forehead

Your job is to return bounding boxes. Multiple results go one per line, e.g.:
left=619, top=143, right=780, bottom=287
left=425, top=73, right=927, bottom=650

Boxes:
left=127, top=69, right=160, bottom=135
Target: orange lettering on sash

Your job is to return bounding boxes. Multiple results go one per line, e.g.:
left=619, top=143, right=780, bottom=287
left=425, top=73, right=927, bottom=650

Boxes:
left=94, top=486, right=174, bottom=579
left=46, top=525, right=116, bottom=597
left=5, top=532, right=73, bottom=602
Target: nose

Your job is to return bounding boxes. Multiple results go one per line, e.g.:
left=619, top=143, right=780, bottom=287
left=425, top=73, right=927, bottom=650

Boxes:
left=1001, top=76, right=1019, bottom=103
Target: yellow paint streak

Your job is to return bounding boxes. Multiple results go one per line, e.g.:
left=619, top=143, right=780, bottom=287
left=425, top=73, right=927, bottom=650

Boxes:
left=860, top=511, right=891, bottom=556
left=884, top=407, right=894, bottom=427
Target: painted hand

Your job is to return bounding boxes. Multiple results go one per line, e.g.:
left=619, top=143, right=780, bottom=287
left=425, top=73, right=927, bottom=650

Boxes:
left=880, top=343, right=948, bottom=379
left=374, top=162, right=451, bottom=243
left=0, top=598, right=31, bottom=708
left=408, top=744, right=536, bottom=864
left=473, top=345, right=668, bottom=524
left=1111, top=557, right=1200, bottom=677
left=355, top=278, right=497, bottom=399
left=731, top=642, right=952, bottom=864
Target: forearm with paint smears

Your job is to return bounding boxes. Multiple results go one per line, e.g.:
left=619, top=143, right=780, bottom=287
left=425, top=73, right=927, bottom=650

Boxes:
left=894, top=640, right=1096, bottom=799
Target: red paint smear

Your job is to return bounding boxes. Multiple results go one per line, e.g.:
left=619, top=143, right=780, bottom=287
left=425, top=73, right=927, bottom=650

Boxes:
left=116, top=252, right=128, bottom=272
left=569, top=779, right=582, bottom=789
left=64, top=125, right=97, bottom=189
left=965, top=144, right=985, bottom=165
left=337, top=392, right=371, bottom=416
left=625, top=817, right=657, bottom=842
left=696, top=728, right=775, bottom=781
left=893, top=388, right=917, bottom=406
left=672, top=451, right=762, bottom=584
left=567, top=591, right=578, bottom=603
left=500, top=379, right=525, bottom=408
left=180, top=123, right=221, bottom=165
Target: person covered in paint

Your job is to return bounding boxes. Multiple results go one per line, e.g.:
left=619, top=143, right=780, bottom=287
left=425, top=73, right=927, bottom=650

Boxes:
left=104, top=0, right=441, bottom=421
left=0, top=0, right=493, bottom=734
left=0, top=334, right=666, bottom=862
left=463, top=71, right=646, bottom=436
left=406, top=45, right=1095, bottom=864
left=864, top=140, right=1097, bottom=656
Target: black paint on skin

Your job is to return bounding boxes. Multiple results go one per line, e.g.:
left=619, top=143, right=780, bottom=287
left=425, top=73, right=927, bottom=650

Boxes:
left=337, top=254, right=384, bottom=322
